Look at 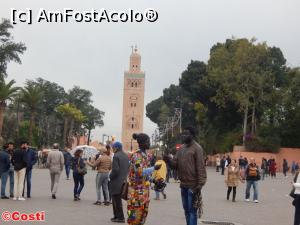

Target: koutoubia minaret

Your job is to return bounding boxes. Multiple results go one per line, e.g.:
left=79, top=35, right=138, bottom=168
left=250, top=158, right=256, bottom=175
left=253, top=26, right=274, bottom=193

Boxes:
left=121, top=46, right=145, bottom=151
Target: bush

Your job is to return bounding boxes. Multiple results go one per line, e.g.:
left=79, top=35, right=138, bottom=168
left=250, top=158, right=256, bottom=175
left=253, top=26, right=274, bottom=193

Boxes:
left=245, top=134, right=280, bottom=153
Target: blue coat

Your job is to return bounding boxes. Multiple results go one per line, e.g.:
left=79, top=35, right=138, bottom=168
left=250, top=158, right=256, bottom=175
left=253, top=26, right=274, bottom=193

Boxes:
left=71, top=157, right=85, bottom=173
left=24, top=148, right=37, bottom=171
left=0, top=150, right=10, bottom=174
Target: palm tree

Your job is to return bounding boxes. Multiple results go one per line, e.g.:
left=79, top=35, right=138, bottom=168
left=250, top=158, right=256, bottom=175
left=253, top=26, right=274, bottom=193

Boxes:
left=21, top=82, right=42, bottom=145
left=0, top=78, right=19, bottom=139
left=56, top=103, right=85, bottom=148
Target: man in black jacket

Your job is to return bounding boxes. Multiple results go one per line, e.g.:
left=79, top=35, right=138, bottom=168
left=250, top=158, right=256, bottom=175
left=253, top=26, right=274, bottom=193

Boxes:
left=0, top=147, right=10, bottom=199
left=11, top=147, right=27, bottom=200
left=109, top=142, right=129, bottom=223
left=21, top=141, right=37, bottom=198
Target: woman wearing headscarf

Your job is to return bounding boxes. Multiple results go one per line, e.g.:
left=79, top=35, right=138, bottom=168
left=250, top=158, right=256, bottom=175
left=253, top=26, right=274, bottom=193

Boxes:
left=127, top=133, right=151, bottom=225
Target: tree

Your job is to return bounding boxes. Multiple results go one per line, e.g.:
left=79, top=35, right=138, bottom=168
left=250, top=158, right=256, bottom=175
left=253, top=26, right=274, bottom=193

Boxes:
left=20, top=82, right=43, bottom=145
left=208, top=38, right=279, bottom=144
left=26, top=78, right=66, bottom=147
left=83, top=105, right=104, bottom=145
left=0, top=78, right=19, bottom=140
left=0, top=19, right=26, bottom=78
left=56, top=103, right=86, bottom=148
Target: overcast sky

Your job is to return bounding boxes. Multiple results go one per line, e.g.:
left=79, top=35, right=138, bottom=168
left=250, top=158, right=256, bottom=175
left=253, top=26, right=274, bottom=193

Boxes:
left=1, top=0, right=300, bottom=143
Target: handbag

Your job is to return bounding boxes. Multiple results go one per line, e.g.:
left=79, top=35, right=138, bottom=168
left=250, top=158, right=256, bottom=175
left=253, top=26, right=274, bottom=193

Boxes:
left=121, top=181, right=129, bottom=200
left=77, top=159, right=87, bottom=175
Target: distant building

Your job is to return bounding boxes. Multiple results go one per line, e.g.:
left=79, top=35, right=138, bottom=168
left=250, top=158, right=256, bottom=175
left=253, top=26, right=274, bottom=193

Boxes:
left=121, top=46, right=145, bottom=151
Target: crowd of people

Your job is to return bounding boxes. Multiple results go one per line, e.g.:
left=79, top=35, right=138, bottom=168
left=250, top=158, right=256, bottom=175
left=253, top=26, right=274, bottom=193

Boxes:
left=216, top=153, right=300, bottom=225
left=1, top=127, right=300, bottom=225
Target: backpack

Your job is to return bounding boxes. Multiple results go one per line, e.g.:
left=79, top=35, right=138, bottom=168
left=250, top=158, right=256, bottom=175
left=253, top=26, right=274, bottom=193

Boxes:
left=248, top=166, right=258, bottom=177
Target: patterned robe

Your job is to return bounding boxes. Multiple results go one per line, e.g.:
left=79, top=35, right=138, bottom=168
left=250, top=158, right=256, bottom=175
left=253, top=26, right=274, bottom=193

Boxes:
left=127, top=150, right=150, bottom=225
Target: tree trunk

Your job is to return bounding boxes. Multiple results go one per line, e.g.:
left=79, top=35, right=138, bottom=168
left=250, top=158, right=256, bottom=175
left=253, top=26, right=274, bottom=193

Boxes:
left=62, top=117, right=68, bottom=148
left=251, top=101, right=256, bottom=135
left=87, top=129, right=91, bottom=145
left=67, top=119, right=74, bottom=148
left=76, top=134, right=80, bottom=146
left=0, top=104, right=6, bottom=138
left=28, top=110, right=35, bottom=145
left=243, top=101, right=249, bottom=145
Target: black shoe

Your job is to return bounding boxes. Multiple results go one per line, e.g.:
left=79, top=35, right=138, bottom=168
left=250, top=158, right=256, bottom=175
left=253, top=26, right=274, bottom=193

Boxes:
left=93, top=201, right=101, bottom=205
left=52, top=194, right=56, bottom=199
left=10, top=194, right=14, bottom=198
left=104, top=201, right=110, bottom=206
left=163, top=193, right=167, bottom=199
left=1, top=196, right=9, bottom=199
left=74, top=197, right=78, bottom=201
left=27, top=196, right=31, bottom=198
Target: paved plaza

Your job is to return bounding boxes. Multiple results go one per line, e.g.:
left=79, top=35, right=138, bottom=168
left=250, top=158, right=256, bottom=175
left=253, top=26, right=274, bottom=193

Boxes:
left=0, top=168, right=294, bottom=225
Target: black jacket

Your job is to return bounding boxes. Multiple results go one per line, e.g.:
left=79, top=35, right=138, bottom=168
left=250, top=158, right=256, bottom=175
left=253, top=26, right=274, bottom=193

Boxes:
left=109, top=150, right=129, bottom=195
left=0, top=150, right=10, bottom=173
left=12, top=149, right=27, bottom=171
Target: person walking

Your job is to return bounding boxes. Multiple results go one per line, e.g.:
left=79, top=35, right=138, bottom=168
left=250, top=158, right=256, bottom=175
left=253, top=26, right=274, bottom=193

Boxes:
left=221, top=156, right=226, bottom=175
left=127, top=133, right=152, bottom=225
left=63, top=147, right=72, bottom=180
left=0, top=145, right=10, bottom=199
left=109, top=142, right=129, bottom=223
left=238, top=156, right=244, bottom=170
left=216, top=155, right=221, bottom=172
left=292, top=161, right=297, bottom=175
left=225, top=159, right=244, bottom=202
left=46, top=143, right=64, bottom=199
left=169, top=127, right=207, bottom=225
left=152, top=155, right=167, bottom=200
left=270, top=159, right=277, bottom=178
left=11, top=146, right=27, bottom=200
left=72, top=149, right=86, bottom=201
left=283, top=159, right=289, bottom=177
left=261, top=158, right=268, bottom=180
left=291, top=170, right=300, bottom=225
left=86, top=147, right=112, bottom=206
left=21, top=141, right=37, bottom=198
left=245, top=158, right=260, bottom=203
left=6, top=143, right=15, bottom=198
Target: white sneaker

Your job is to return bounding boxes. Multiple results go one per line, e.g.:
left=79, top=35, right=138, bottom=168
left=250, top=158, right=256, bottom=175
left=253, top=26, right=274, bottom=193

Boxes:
left=13, top=197, right=17, bottom=200
left=245, top=199, right=250, bottom=202
left=18, top=197, right=26, bottom=201
left=254, top=200, right=259, bottom=203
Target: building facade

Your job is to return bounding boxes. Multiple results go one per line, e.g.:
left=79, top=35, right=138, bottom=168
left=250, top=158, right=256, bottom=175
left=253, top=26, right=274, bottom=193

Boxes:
left=121, top=47, right=145, bottom=151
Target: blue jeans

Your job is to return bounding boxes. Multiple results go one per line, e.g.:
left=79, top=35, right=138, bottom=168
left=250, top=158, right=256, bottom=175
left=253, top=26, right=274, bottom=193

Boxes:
left=73, top=172, right=84, bottom=198
left=181, top=187, right=197, bottom=225
left=245, top=180, right=258, bottom=200
left=65, top=164, right=70, bottom=179
left=96, top=172, right=109, bottom=202
left=23, top=169, right=32, bottom=197
left=1, top=169, right=14, bottom=197
left=1, top=170, right=8, bottom=197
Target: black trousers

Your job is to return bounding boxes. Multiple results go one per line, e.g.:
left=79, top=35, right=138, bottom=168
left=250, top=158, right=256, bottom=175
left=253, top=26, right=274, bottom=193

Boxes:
left=227, top=186, right=236, bottom=200
left=112, top=194, right=124, bottom=220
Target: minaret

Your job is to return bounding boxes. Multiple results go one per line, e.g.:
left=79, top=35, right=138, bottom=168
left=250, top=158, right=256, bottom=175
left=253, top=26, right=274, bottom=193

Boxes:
left=121, top=46, right=145, bottom=151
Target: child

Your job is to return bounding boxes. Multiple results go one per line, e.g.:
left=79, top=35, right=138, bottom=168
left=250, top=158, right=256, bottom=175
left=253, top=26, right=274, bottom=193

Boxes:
left=152, top=156, right=167, bottom=200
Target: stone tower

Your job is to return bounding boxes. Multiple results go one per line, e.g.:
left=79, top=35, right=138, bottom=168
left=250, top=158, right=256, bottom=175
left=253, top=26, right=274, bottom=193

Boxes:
left=121, top=46, right=145, bottom=151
